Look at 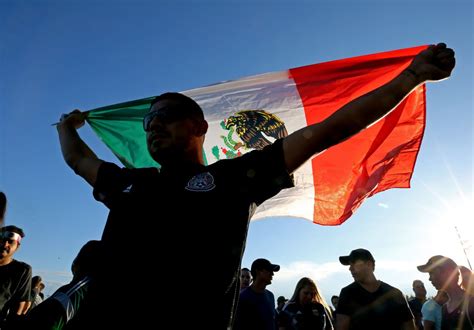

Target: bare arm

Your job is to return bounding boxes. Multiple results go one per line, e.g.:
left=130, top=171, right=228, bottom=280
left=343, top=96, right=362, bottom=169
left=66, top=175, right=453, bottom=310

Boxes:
left=283, top=43, right=455, bottom=173
left=57, top=110, right=103, bottom=186
left=335, top=314, right=350, bottom=330
left=16, top=300, right=29, bottom=315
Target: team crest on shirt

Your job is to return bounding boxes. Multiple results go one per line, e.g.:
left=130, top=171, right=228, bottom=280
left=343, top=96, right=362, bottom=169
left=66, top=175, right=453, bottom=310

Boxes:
left=185, top=172, right=216, bottom=192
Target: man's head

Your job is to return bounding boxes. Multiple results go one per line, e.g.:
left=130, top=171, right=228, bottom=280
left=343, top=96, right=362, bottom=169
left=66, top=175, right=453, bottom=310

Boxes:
left=412, top=279, right=427, bottom=298
left=0, top=225, right=25, bottom=262
left=71, top=240, right=104, bottom=280
left=32, top=275, right=43, bottom=289
left=143, top=92, right=208, bottom=165
left=251, top=258, right=280, bottom=286
left=277, top=295, right=287, bottom=309
left=331, top=295, right=339, bottom=309
left=240, top=267, right=251, bottom=289
left=339, top=248, right=375, bottom=283
left=417, top=255, right=459, bottom=291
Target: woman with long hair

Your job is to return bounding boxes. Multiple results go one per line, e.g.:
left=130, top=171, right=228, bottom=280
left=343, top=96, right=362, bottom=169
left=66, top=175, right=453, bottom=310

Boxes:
left=278, top=277, right=333, bottom=330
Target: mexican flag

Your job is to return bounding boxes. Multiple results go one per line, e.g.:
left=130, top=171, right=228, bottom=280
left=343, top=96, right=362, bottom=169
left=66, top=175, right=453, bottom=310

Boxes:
left=86, top=45, right=427, bottom=225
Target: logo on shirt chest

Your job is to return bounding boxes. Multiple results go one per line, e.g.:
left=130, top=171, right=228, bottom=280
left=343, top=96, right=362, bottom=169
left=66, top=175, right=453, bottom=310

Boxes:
left=185, top=172, right=216, bottom=192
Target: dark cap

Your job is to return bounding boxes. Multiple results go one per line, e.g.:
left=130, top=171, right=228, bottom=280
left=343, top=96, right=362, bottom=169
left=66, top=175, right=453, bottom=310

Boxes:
left=339, top=248, right=375, bottom=265
left=251, top=258, right=280, bottom=273
left=417, top=255, right=458, bottom=273
left=277, top=296, right=287, bottom=304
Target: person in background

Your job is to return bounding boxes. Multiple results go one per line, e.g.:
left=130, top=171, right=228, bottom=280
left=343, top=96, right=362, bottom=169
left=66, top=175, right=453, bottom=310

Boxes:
left=27, top=276, right=44, bottom=311
left=336, top=248, right=415, bottom=330
left=276, top=296, right=287, bottom=315
left=417, top=255, right=474, bottom=329
left=234, top=258, right=280, bottom=330
left=459, top=266, right=474, bottom=296
left=57, top=43, right=455, bottom=329
left=278, top=277, right=333, bottom=330
left=24, top=240, right=104, bottom=330
left=409, top=280, right=427, bottom=329
left=241, top=267, right=252, bottom=291
left=0, top=225, right=32, bottom=329
left=331, top=295, right=339, bottom=312
left=421, top=290, right=448, bottom=330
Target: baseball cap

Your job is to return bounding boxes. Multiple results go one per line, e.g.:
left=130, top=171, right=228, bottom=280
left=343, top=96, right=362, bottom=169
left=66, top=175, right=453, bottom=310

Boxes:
left=251, top=258, right=280, bottom=273
left=339, top=248, right=375, bottom=265
left=417, top=255, right=458, bottom=273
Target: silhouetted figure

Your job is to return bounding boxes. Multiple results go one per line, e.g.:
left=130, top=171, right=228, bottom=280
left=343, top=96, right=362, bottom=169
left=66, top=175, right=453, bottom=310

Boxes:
left=24, top=240, right=103, bottom=330
left=336, top=248, right=415, bottom=330
left=409, top=280, right=427, bottom=329
left=417, top=256, right=474, bottom=329
left=278, top=277, right=333, bottom=330
left=234, top=258, right=280, bottom=330
left=0, top=225, right=32, bottom=329
left=57, top=44, right=455, bottom=329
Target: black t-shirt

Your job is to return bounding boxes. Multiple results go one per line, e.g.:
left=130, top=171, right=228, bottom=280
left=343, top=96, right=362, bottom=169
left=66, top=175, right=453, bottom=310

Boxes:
left=441, top=295, right=474, bottom=330
left=337, top=281, right=413, bottom=330
left=0, top=260, right=31, bottom=322
left=86, top=139, right=293, bottom=329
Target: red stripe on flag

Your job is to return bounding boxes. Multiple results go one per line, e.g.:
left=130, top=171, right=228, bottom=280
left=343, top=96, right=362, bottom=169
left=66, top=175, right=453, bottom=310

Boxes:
left=289, top=46, right=427, bottom=225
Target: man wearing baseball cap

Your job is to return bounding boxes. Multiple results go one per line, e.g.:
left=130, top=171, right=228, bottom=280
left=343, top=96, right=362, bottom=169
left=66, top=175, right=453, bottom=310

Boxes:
left=0, top=225, right=32, bottom=328
left=335, top=248, right=415, bottom=330
left=417, top=255, right=474, bottom=329
left=234, top=258, right=280, bottom=330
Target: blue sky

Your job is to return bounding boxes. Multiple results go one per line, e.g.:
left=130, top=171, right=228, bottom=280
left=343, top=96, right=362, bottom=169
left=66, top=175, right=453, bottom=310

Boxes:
left=1, top=0, right=472, bottom=302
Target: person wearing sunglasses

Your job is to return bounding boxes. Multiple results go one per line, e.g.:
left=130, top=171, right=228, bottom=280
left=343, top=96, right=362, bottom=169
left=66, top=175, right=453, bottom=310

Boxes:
left=56, top=43, right=455, bottom=329
left=0, top=225, right=32, bottom=329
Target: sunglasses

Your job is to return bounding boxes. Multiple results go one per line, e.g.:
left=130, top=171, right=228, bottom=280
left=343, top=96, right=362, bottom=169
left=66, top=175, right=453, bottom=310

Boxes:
left=143, top=107, right=190, bottom=132
left=0, top=231, right=21, bottom=244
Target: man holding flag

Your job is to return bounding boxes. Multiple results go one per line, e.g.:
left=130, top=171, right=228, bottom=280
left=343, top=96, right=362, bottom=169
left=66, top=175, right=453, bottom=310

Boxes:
left=56, top=43, right=454, bottom=329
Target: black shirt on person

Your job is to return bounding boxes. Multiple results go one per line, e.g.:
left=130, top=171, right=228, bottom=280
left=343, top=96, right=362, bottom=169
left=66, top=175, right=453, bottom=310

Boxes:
left=77, top=139, right=293, bottom=329
left=337, top=281, right=413, bottom=330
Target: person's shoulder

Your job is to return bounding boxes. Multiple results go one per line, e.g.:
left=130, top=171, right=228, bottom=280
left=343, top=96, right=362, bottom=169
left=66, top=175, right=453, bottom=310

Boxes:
left=379, top=281, right=399, bottom=292
left=282, top=301, right=298, bottom=313
left=11, top=259, right=32, bottom=271
left=265, top=289, right=275, bottom=298
left=341, top=281, right=358, bottom=292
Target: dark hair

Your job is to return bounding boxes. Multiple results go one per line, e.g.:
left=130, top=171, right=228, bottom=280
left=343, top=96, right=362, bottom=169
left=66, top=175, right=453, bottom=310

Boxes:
left=71, top=240, right=104, bottom=278
left=149, top=92, right=204, bottom=120
left=1, top=225, right=25, bottom=238
left=241, top=267, right=250, bottom=272
left=32, top=276, right=42, bottom=286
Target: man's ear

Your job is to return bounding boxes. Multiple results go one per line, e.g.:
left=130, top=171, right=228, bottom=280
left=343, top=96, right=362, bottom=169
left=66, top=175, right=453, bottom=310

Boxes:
left=194, top=119, right=208, bottom=136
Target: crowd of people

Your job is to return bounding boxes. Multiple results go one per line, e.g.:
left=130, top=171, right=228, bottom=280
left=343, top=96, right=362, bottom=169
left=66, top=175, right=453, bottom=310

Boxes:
left=234, top=250, right=474, bottom=330
left=1, top=43, right=471, bottom=329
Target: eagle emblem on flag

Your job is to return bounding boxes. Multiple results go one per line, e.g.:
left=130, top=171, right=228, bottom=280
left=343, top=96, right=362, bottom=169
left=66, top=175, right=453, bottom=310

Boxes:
left=224, top=110, right=288, bottom=150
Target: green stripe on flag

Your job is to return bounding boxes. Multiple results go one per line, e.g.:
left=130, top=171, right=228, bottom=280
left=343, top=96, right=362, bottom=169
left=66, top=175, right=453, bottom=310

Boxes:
left=86, top=96, right=160, bottom=169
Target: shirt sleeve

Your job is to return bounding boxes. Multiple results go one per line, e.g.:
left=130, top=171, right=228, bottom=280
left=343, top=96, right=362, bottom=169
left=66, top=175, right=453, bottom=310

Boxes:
left=335, top=287, right=351, bottom=316
left=394, top=289, right=414, bottom=322
left=16, top=264, right=32, bottom=302
left=421, top=300, right=437, bottom=323
left=92, top=162, right=133, bottom=209
left=227, top=139, right=294, bottom=205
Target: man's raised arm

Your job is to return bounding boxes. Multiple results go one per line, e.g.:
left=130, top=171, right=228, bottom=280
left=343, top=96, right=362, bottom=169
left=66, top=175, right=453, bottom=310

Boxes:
left=57, top=110, right=103, bottom=186
left=283, top=43, right=455, bottom=173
